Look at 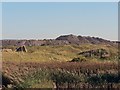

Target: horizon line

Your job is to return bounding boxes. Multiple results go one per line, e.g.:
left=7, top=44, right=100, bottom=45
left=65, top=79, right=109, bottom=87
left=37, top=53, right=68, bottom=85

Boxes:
left=1, top=34, right=118, bottom=41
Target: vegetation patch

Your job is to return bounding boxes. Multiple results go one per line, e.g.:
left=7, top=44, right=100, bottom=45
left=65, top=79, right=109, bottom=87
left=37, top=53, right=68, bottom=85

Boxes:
left=70, top=56, right=87, bottom=62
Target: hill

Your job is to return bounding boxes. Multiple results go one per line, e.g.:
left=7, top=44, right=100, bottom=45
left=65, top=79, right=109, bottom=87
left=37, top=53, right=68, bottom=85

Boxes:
left=1, top=34, right=118, bottom=47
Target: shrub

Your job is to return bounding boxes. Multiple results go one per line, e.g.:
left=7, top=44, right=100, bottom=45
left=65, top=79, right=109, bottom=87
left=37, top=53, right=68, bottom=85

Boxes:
left=70, top=56, right=87, bottom=62
left=87, top=73, right=120, bottom=85
left=51, top=69, right=83, bottom=88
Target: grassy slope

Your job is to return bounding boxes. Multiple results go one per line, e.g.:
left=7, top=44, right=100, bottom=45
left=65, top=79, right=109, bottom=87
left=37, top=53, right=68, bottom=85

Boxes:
left=2, top=44, right=119, bottom=88
left=2, top=44, right=118, bottom=62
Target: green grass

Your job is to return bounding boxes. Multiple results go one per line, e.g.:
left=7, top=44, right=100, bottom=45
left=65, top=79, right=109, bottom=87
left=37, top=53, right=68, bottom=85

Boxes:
left=17, top=69, right=54, bottom=88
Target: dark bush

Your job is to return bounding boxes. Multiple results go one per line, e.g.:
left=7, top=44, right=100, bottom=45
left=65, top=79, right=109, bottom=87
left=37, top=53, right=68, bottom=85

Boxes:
left=87, top=73, right=120, bottom=85
left=51, top=70, right=83, bottom=88
left=70, top=57, right=87, bottom=62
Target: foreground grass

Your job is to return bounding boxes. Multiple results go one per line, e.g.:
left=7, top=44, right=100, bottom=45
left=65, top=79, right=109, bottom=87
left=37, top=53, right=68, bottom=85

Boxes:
left=2, top=61, right=119, bottom=88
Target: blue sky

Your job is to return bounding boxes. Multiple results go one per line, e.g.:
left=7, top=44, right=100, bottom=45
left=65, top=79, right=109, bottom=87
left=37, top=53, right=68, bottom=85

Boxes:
left=2, top=2, right=118, bottom=40
left=0, top=2, right=2, bottom=39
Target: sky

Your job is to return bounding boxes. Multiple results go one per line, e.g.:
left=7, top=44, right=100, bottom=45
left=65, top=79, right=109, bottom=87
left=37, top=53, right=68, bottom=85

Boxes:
left=2, top=2, right=118, bottom=40
left=0, top=2, right=2, bottom=40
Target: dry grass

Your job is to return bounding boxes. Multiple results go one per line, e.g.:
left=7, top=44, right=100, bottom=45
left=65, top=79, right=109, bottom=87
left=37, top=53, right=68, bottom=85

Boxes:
left=2, top=61, right=119, bottom=88
left=2, top=44, right=118, bottom=62
left=2, top=44, right=119, bottom=88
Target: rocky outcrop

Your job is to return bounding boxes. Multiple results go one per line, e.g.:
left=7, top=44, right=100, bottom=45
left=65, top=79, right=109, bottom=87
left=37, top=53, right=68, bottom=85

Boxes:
left=16, top=45, right=27, bottom=52
left=79, top=49, right=110, bottom=59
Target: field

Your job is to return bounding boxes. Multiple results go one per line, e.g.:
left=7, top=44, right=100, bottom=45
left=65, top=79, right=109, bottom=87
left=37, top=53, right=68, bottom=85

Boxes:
left=2, top=44, right=120, bottom=88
